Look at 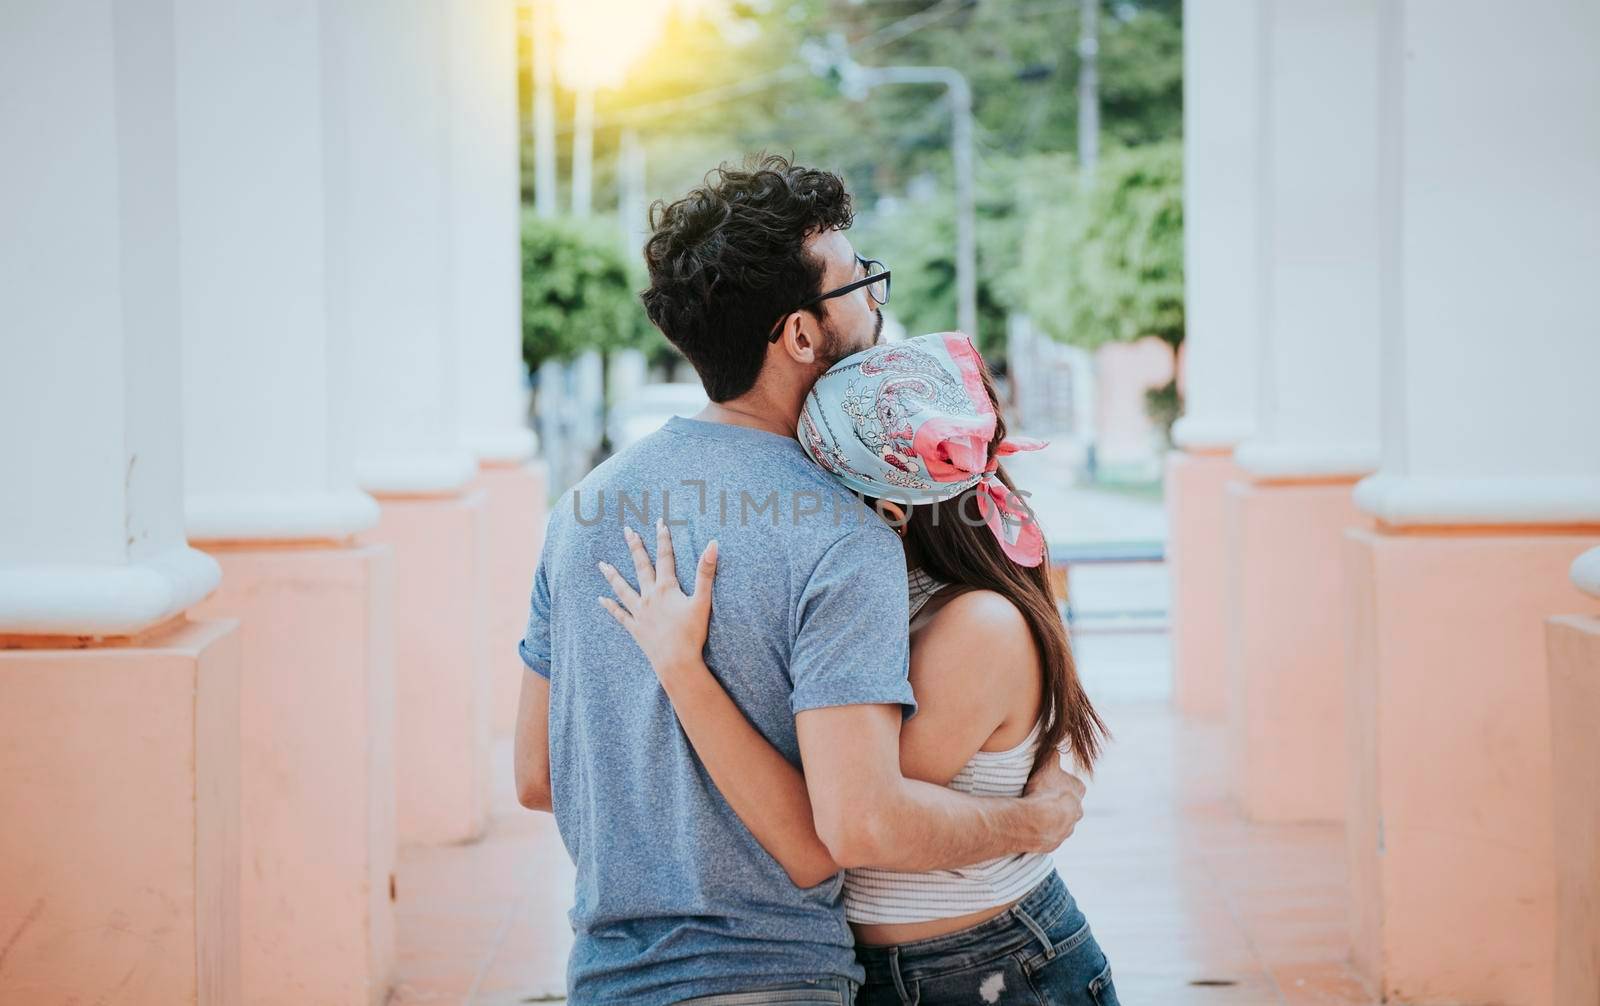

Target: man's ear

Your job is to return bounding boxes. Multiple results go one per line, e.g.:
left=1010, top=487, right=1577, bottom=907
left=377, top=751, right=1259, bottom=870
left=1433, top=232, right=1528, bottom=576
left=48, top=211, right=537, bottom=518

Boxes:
left=775, top=311, right=821, bottom=365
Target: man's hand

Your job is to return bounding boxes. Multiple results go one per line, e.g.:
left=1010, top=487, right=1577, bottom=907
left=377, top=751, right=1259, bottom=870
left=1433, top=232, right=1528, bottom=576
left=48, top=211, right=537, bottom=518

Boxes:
left=1020, top=753, right=1087, bottom=852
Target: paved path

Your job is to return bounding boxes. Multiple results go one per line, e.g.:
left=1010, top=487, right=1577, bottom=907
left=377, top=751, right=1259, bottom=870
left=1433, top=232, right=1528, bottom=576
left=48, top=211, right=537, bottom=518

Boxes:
left=392, top=702, right=1372, bottom=1004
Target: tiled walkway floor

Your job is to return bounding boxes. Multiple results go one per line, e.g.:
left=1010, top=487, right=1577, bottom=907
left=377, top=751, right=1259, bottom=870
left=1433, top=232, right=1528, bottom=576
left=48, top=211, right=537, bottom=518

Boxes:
left=390, top=698, right=1373, bottom=1005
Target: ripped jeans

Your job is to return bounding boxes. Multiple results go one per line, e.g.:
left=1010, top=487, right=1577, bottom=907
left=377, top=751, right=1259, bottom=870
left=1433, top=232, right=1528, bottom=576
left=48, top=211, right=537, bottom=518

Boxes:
left=853, top=872, right=1118, bottom=1006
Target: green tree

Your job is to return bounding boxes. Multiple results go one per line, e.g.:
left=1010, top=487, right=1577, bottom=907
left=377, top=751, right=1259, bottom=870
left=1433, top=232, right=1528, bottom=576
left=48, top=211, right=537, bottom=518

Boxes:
left=851, top=155, right=1041, bottom=361
left=1023, top=141, right=1183, bottom=353
left=518, top=0, right=1184, bottom=379
left=1022, top=141, right=1184, bottom=440
left=520, top=214, right=658, bottom=375
left=528, top=1, right=1183, bottom=220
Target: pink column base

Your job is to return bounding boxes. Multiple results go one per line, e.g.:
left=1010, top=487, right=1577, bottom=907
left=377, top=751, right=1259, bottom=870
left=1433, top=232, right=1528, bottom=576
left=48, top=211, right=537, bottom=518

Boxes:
left=189, top=543, right=397, bottom=1006
left=1166, top=449, right=1246, bottom=718
left=1342, top=527, right=1600, bottom=1004
left=1224, top=479, right=1364, bottom=822
left=1548, top=613, right=1600, bottom=1006
left=360, top=491, right=490, bottom=846
left=468, top=460, right=549, bottom=737
left=0, top=618, right=242, bottom=1005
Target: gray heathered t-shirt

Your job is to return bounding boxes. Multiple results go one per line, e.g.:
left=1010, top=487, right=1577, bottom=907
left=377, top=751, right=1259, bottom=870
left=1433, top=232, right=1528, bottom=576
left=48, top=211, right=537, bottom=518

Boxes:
left=519, top=415, right=916, bottom=1005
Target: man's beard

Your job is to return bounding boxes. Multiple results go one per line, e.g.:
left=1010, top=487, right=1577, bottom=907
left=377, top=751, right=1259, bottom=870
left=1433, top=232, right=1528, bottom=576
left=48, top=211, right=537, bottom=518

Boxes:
left=817, top=309, right=883, bottom=368
left=815, top=322, right=847, bottom=370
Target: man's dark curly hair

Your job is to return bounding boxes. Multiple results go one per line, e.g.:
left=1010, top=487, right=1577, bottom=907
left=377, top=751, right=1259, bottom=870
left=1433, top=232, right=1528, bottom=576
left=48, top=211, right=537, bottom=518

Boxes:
left=640, top=153, right=854, bottom=402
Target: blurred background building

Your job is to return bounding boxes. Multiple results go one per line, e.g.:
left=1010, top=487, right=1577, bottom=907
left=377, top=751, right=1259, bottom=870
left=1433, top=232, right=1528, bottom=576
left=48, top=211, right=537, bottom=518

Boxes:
left=1, top=1, right=1597, bottom=1004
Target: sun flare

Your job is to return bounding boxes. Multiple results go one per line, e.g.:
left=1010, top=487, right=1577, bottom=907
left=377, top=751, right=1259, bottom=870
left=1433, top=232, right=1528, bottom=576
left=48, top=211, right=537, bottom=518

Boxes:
left=553, top=0, right=712, bottom=90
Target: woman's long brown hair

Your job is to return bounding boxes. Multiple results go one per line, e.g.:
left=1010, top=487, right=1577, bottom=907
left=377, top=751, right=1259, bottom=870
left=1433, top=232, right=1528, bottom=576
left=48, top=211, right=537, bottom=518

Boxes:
left=881, top=363, right=1109, bottom=775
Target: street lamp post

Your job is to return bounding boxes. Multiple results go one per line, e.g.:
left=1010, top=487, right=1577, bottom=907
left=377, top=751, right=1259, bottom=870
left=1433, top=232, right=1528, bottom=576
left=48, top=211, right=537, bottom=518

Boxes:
left=1077, top=0, right=1100, bottom=182
left=838, top=62, right=978, bottom=342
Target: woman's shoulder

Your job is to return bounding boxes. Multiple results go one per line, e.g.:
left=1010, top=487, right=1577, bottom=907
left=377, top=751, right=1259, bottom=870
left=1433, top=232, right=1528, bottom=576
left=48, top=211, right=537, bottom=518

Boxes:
left=926, top=586, right=1028, bottom=630
left=907, top=586, right=1044, bottom=748
left=916, top=588, right=1038, bottom=674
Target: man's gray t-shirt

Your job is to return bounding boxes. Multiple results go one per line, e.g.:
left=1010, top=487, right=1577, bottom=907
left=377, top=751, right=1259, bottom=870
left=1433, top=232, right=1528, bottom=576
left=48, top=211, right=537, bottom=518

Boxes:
left=519, top=416, right=916, bottom=1005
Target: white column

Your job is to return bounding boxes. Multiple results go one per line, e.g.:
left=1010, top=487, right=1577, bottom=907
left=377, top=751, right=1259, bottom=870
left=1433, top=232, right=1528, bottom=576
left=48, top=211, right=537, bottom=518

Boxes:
left=334, top=0, right=476, bottom=495
left=1340, top=6, right=1600, bottom=999
left=177, top=0, right=379, bottom=541
left=449, top=0, right=537, bottom=464
left=1234, top=0, right=1380, bottom=480
left=1172, top=0, right=1262, bottom=451
left=0, top=0, right=219, bottom=636
left=1353, top=1, right=1600, bottom=526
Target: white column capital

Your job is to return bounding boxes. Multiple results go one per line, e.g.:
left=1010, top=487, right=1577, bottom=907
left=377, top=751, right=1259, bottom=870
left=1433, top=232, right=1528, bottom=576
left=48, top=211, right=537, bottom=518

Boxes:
left=1172, top=417, right=1254, bottom=454
left=0, top=548, right=220, bottom=638
left=1572, top=547, right=1600, bottom=600
left=185, top=491, right=381, bottom=544
left=1235, top=443, right=1379, bottom=483
left=462, top=428, right=539, bottom=465
left=1354, top=476, right=1600, bottom=529
left=354, top=453, right=482, bottom=498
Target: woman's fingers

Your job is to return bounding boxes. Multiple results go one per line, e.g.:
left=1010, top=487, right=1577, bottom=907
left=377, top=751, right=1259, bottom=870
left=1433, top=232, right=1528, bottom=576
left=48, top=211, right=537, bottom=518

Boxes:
left=654, top=519, right=678, bottom=589
left=596, top=596, right=637, bottom=640
left=596, top=560, right=639, bottom=612
left=693, top=540, right=719, bottom=603
left=622, top=527, right=655, bottom=591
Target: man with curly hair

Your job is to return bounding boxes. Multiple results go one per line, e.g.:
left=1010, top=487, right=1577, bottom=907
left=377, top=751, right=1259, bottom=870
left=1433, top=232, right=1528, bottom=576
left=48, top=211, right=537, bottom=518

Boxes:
left=513, top=155, right=1084, bottom=1005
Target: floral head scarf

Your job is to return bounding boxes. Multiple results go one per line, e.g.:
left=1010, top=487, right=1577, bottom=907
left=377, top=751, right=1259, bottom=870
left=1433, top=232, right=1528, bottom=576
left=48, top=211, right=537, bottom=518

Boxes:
left=797, top=331, right=1048, bottom=566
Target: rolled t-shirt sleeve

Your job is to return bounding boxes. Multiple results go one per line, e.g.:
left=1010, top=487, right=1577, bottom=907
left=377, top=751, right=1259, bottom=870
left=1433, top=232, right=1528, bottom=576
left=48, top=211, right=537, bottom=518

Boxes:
left=788, top=524, right=916, bottom=719
left=518, top=554, right=553, bottom=679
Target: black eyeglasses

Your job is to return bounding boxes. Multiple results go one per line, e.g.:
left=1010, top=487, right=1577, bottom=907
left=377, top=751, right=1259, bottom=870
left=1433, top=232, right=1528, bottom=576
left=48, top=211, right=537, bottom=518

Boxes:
left=767, top=256, right=891, bottom=342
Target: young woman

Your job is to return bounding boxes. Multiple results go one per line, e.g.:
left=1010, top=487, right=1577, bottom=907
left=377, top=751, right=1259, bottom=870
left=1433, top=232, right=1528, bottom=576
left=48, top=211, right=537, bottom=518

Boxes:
left=597, top=332, right=1119, bottom=1006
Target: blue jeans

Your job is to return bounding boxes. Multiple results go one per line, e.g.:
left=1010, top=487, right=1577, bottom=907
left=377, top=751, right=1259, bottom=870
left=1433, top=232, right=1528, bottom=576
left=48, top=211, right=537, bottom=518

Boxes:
left=854, top=872, right=1118, bottom=1006
left=676, top=977, right=858, bottom=1005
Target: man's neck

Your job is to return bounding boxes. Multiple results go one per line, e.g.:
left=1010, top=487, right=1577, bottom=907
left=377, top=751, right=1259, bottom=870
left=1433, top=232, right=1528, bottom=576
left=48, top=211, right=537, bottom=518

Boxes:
left=692, top=388, right=803, bottom=439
